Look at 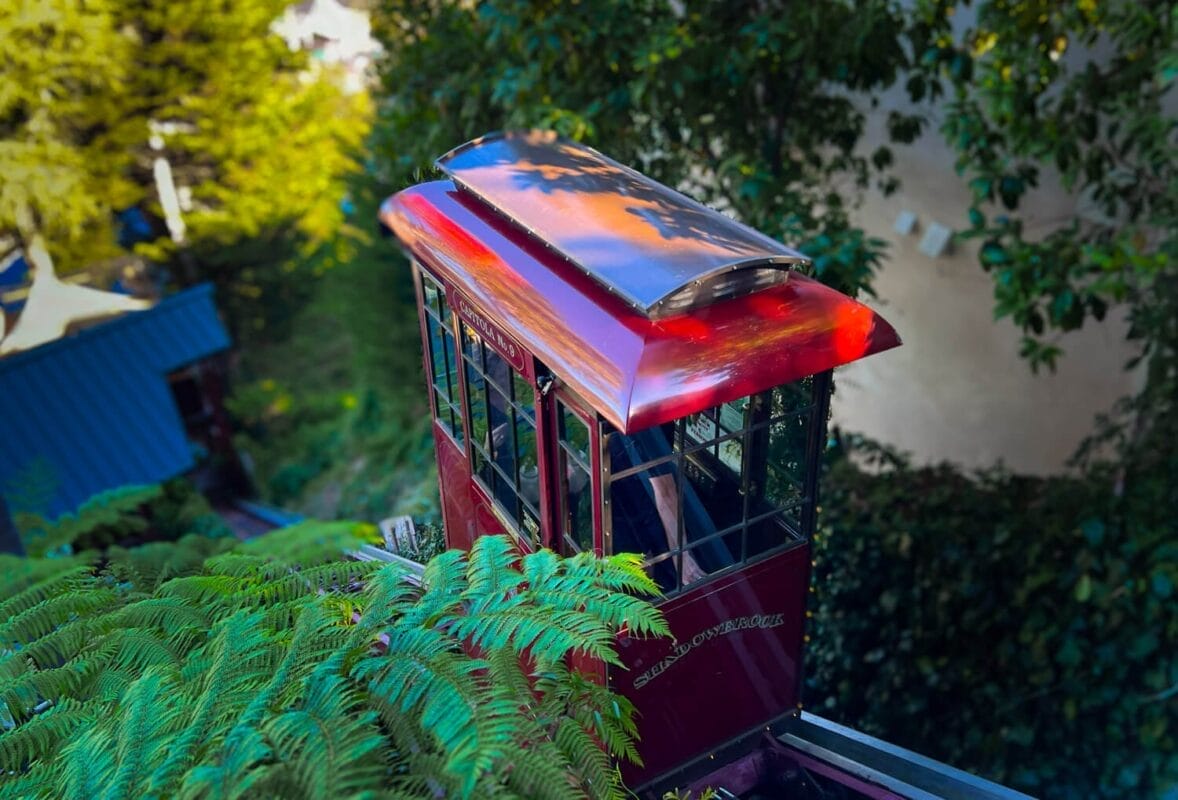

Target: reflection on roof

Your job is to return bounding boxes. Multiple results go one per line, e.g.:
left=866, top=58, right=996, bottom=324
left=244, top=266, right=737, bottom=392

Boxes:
left=382, top=181, right=901, bottom=432
left=436, top=131, right=809, bottom=318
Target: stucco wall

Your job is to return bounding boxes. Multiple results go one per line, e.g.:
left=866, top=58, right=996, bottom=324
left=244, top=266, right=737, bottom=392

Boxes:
left=828, top=102, right=1142, bottom=475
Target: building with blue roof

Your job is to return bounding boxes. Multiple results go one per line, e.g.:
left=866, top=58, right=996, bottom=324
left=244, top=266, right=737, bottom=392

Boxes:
left=0, top=284, right=235, bottom=518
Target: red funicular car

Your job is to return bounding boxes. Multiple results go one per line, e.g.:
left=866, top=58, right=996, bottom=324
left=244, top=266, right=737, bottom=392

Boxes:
left=380, top=131, right=1030, bottom=800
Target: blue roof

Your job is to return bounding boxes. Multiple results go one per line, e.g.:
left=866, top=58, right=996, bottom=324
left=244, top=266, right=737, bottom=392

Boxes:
left=0, top=284, right=231, bottom=518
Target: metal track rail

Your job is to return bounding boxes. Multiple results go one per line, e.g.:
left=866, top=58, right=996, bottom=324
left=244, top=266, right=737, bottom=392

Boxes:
left=777, top=713, right=1037, bottom=800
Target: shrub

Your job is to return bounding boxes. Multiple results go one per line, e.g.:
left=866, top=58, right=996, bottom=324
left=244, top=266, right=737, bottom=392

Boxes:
left=807, top=433, right=1178, bottom=798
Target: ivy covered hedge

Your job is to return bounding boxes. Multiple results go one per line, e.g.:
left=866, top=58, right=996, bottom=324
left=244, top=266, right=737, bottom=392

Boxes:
left=807, top=431, right=1178, bottom=798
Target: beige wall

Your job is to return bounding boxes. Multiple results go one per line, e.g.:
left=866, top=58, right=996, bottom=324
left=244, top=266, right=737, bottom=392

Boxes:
left=828, top=102, right=1142, bottom=475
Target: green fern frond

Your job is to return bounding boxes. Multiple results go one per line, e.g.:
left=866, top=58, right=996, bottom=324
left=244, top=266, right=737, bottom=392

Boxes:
left=238, top=520, right=378, bottom=565
left=157, top=574, right=255, bottom=608
left=105, top=535, right=234, bottom=593
left=554, top=717, right=620, bottom=799
left=464, top=535, right=526, bottom=598
left=101, top=598, right=210, bottom=644
left=104, top=666, right=181, bottom=800
left=262, top=665, right=387, bottom=799
left=0, top=566, right=95, bottom=623
left=564, top=550, right=663, bottom=597
left=200, top=552, right=280, bottom=579
left=0, top=698, right=97, bottom=772
left=503, top=741, right=586, bottom=800
left=567, top=677, right=641, bottom=765
left=149, top=610, right=274, bottom=793
left=0, top=756, right=57, bottom=799
left=0, top=588, right=118, bottom=649
left=252, top=560, right=382, bottom=604
left=176, top=725, right=272, bottom=800
left=57, top=722, right=117, bottom=800
left=0, top=657, right=92, bottom=722
left=14, top=618, right=94, bottom=671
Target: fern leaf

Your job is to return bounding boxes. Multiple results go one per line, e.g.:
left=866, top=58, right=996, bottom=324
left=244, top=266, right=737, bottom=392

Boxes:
left=464, top=535, right=526, bottom=598
left=0, top=698, right=95, bottom=772
left=16, top=618, right=94, bottom=670
left=103, top=666, right=179, bottom=800
left=503, top=741, right=587, bottom=800
left=262, top=664, right=387, bottom=799
left=0, top=566, right=95, bottom=623
left=0, top=588, right=118, bottom=649
left=0, top=657, right=92, bottom=722
left=58, top=725, right=117, bottom=800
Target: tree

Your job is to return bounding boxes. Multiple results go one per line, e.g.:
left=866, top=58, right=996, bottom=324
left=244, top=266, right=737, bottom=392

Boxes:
left=0, top=0, right=369, bottom=314
left=370, top=0, right=924, bottom=297
left=910, top=0, right=1176, bottom=430
left=0, top=1, right=136, bottom=272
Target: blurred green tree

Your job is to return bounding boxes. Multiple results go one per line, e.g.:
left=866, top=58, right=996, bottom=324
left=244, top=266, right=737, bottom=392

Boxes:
left=0, top=0, right=369, bottom=312
left=369, top=0, right=923, bottom=297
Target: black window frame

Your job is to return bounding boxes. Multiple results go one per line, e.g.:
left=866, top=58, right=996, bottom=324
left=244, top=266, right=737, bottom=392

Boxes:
left=459, top=320, right=542, bottom=549
left=418, top=269, right=466, bottom=449
left=602, top=371, right=831, bottom=597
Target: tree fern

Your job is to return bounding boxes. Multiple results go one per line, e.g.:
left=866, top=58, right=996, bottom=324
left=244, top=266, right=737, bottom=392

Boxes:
left=58, top=726, right=117, bottom=800
left=104, top=666, right=182, bottom=800
left=0, top=697, right=96, bottom=773
left=0, top=511, right=667, bottom=800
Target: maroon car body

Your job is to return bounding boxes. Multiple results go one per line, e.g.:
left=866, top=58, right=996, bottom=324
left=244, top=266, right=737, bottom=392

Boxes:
left=382, top=131, right=900, bottom=789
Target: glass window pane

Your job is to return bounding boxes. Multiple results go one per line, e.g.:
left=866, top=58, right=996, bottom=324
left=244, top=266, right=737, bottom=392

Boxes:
left=466, top=364, right=488, bottom=455
left=559, top=403, right=590, bottom=460
left=609, top=468, right=677, bottom=594
left=422, top=273, right=440, bottom=316
left=768, top=412, right=809, bottom=484
left=461, top=322, right=482, bottom=365
left=439, top=287, right=453, bottom=326
left=513, top=372, right=535, bottom=419
left=427, top=316, right=446, bottom=391
left=448, top=404, right=465, bottom=448
left=484, top=346, right=511, bottom=394
left=683, top=530, right=741, bottom=587
left=516, top=411, right=539, bottom=508
left=486, top=382, right=512, bottom=465
left=521, top=504, right=541, bottom=549
left=718, top=399, right=747, bottom=434
left=764, top=462, right=803, bottom=511
left=561, top=448, right=592, bottom=553
left=683, top=409, right=719, bottom=448
left=771, top=378, right=813, bottom=418
left=716, top=436, right=743, bottom=477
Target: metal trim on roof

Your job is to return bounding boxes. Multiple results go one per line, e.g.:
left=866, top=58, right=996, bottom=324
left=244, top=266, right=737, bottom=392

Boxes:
left=436, top=131, right=809, bottom=318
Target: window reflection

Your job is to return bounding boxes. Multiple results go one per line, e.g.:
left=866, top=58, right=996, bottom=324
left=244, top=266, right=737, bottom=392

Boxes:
left=419, top=269, right=465, bottom=447
left=461, top=321, right=539, bottom=548
left=557, top=400, right=592, bottom=554
left=607, top=378, right=816, bottom=596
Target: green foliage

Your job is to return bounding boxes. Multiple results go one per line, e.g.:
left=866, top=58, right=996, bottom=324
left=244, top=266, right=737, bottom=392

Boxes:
left=0, top=511, right=666, bottom=798
left=910, top=0, right=1176, bottom=404
left=15, top=486, right=163, bottom=557
left=0, top=0, right=368, bottom=304
left=370, top=0, right=922, bottom=297
left=14, top=480, right=231, bottom=558
left=226, top=184, right=441, bottom=522
left=807, top=432, right=1178, bottom=798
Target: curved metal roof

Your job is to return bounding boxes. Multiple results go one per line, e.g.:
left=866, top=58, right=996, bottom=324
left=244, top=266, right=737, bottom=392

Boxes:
left=436, top=131, right=809, bottom=318
left=381, top=180, right=900, bottom=433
